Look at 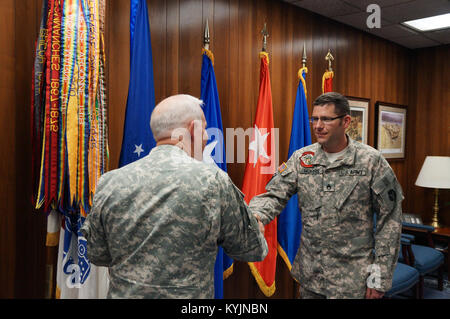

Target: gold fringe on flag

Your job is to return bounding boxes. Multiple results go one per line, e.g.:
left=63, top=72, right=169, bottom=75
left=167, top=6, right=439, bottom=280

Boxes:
left=322, top=70, right=334, bottom=93
left=248, top=262, right=276, bottom=297
left=259, top=51, right=269, bottom=64
left=297, top=66, right=308, bottom=99
left=201, top=48, right=214, bottom=66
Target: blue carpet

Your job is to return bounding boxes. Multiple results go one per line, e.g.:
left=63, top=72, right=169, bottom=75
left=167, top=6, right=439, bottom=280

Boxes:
left=423, top=272, right=450, bottom=299
left=390, top=271, right=450, bottom=299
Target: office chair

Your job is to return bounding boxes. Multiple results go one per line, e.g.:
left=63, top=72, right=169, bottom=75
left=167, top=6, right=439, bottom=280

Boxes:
left=385, top=237, right=420, bottom=298
left=399, top=223, right=444, bottom=299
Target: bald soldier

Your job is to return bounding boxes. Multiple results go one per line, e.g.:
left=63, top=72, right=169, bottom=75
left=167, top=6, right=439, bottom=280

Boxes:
left=81, top=94, right=268, bottom=298
left=249, top=92, right=403, bottom=299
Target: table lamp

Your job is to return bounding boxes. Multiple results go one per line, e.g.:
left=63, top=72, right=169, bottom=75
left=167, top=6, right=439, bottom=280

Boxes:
left=415, top=156, right=450, bottom=228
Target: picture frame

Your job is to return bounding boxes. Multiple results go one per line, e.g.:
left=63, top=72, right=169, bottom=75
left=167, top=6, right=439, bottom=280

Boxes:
left=402, top=213, right=423, bottom=225
left=345, top=96, right=369, bottom=145
left=375, top=102, right=407, bottom=159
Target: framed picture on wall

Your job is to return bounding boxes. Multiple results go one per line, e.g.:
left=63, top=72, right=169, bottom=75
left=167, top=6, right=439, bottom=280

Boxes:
left=375, top=102, right=407, bottom=159
left=345, top=97, right=369, bottom=145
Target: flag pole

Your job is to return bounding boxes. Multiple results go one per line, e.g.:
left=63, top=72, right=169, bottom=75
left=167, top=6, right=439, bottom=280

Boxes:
left=202, top=19, right=214, bottom=65
left=302, top=42, right=307, bottom=68
left=200, top=18, right=234, bottom=297
left=322, top=49, right=334, bottom=93
left=261, top=22, right=268, bottom=52
left=325, top=49, right=334, bottom=72
left=245, top=22, right=277, bottom=297
left=204, top=19, right=210, bottom=50
left=298, top=43, right=308, bottom=98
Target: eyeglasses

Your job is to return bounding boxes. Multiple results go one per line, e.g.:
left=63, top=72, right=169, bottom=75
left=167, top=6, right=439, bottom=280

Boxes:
left=309, top=115, right=346, bottom=125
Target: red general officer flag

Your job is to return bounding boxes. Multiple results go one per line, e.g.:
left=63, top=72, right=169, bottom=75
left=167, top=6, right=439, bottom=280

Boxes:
left=241, top=51, right=277, bottom=297
left=322, top=69, right=334, bottom=93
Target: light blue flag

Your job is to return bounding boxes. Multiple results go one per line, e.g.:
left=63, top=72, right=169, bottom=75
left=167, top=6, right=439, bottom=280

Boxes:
left=277, top=68, right=312, bottom=269
left=119, top=0, right=156, bottom=167
left=200, top=50, right=233, bottom=299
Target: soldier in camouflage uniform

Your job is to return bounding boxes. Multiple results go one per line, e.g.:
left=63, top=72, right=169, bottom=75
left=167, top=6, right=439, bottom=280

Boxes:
left=249, top=92, right=403, bottom=299
left=81, top=94, right=268, bottom=298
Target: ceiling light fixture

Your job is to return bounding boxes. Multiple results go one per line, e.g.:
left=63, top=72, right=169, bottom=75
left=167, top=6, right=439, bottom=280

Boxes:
left=403, top=13, right=450, bottom=32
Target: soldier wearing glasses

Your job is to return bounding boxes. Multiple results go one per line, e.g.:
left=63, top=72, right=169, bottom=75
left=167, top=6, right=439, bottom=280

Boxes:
left=250, top=92, right=403, bottom=299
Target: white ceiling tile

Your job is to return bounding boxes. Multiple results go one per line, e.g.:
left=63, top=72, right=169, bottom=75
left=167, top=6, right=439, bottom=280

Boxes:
left=282, top=0, right=449, bottom=49
left=381, top=0, right=450, bottom=24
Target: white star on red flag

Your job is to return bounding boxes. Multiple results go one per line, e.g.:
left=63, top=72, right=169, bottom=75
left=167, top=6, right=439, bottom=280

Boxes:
left=249, top=124, right=270, bottom=167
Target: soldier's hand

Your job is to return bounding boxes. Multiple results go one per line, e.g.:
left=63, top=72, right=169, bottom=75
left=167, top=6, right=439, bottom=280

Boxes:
left=254, top=214, right=265, bottom=236
left=365, top=287, right=384, bottom=299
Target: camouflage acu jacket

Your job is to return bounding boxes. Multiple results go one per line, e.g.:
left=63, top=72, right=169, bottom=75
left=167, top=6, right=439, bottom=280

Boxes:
left=81, top=145, right=268, bottom=298
left=249, top=137, right=403, bottom=298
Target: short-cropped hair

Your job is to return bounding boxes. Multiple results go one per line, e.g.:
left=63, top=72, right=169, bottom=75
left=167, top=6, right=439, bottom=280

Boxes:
left=150, top=94, right=204, bottom=140
left=313, top=92, right=350, bottom=116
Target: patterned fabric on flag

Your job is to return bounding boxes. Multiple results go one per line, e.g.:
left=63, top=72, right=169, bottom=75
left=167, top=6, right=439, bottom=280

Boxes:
left=118, top=0, right=156, bottom=167
left=277, top=67, right=311, bottom=270
left=200, top=49, right=234, bottom=298
left=55, top=215, right=109, bottom=299
left=322, top=70, right=334, bottom=93
left=241, top=52, right=277, bottom=297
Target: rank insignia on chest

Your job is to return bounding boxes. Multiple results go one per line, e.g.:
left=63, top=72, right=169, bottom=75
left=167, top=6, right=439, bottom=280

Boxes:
left=323, top=181, right=335, bottom=192
left=300, top=151, right=314, bottom=168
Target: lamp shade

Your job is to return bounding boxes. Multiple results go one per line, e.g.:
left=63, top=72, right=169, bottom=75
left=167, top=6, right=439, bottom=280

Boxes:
left=415, top=156, right=450, bottom=189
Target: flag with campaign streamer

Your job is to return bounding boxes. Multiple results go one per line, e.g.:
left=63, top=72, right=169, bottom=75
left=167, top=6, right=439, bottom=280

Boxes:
left=200, top=48, right=234, bottom=299
left=30, top=0, right=109, bottom=298
left=277, top=66, right=311, bottom=270
left=119, top=0, right=156, bottom=167
left=241, top=52, right=277, bottom=297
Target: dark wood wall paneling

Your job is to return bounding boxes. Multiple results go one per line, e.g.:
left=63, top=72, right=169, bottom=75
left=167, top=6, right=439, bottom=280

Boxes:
left=1, top=0, right=448, bottom=298
left=407, top=46, right=450, bottom=226
left=0, top=0, right=46, bottom=298
left=107, top=0, right=415, bottom=299
left=13, top=0, right=47, bottom=299
left=0, top=0, right=17, bottom=298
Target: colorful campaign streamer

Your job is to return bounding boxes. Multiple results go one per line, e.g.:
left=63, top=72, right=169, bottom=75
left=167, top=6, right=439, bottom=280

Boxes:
left=31, top=0, right=109, bottom=298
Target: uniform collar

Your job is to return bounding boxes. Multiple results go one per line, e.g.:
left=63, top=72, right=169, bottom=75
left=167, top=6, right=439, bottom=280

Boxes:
left=151, top=144, right=190, bottom=158
left=310, top=135, right=356, bottom=168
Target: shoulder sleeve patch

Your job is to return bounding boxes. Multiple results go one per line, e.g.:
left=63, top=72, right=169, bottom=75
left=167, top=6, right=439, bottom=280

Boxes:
left=278, top=162, right=288, bottom=173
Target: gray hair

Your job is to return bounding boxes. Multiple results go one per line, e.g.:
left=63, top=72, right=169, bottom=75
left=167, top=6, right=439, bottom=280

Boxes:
left=150, top=94, right=204, bottom=140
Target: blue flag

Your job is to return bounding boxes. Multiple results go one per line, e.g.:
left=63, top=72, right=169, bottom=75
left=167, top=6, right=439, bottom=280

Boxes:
left=277, top=68, right=312, bottom=269
left=119, top=0, right=156, bottom=167
left=200, top=50, right=233, bottom=298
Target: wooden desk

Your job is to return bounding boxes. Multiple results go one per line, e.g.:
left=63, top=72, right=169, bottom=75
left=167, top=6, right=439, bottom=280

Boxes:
left=402, top=226, right=450, bottom=280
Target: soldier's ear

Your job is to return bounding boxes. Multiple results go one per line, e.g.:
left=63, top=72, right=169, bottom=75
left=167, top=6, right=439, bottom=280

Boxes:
left=187, top=120, right=195, bottom=140
left=342, top=115, right=352, bottom=129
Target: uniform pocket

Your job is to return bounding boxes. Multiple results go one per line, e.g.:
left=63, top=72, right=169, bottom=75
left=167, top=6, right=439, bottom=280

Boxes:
left=334, top=180, right=359, bottom=211
left=333, top=235, right=373, bottom=258
left=301, top=203, right=321, bottom=231
left=371, top=170, right=401, bottom=213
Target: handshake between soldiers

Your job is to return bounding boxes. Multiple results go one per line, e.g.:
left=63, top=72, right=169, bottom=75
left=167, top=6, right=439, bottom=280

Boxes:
left=81, top=94, right=268, bottom=299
